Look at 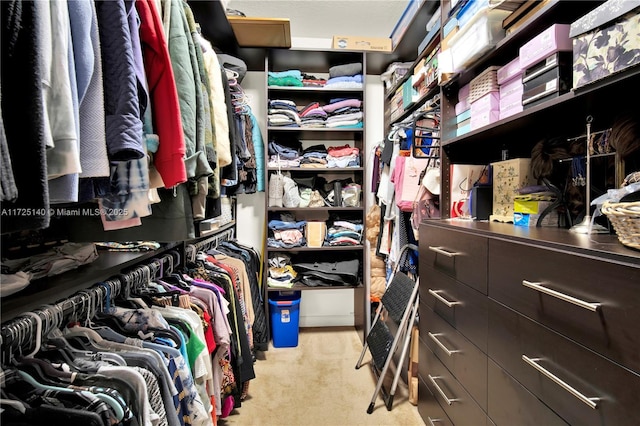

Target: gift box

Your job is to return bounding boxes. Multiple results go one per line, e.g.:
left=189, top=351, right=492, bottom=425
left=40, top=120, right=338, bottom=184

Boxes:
left=490, top=158, right=535, bottom=222
left=571, top=0, right=640, bottom=89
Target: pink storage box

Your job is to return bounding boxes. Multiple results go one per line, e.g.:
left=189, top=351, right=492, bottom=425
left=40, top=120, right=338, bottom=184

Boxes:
left=471, top=109, right=500, bottom=130
left=455, top=99, right=471, bottom=115
left=500, top=77, right=523, bottom=99
left=499, top=91, right=523, bottom=119
left=458, top=82, right=471, bottom=100
left=497, top=57, right=523, bottom=85
left=471, top=91, right=500, bottom=115
left=519, top=24, right=572, bottom=70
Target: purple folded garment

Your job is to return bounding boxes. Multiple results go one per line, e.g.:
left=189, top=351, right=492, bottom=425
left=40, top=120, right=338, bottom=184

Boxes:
left=322, top=98, right=362, bottom=113
left=300, top=107, right=327, bottom=118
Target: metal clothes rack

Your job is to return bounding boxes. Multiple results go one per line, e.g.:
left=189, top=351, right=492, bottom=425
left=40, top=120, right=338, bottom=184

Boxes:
left=0, top=251, right=178, bottom=364
left=185, top=227, right=236, bottom=262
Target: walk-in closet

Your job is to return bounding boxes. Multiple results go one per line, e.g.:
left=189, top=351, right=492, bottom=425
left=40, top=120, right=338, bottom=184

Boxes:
left=2, top=1, right=639, bottom=425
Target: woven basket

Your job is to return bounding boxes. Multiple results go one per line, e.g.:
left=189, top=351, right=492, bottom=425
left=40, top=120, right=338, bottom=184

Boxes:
left=469, top=66, right=500, bottom=103
left=601, top=200, right=640, bottom=250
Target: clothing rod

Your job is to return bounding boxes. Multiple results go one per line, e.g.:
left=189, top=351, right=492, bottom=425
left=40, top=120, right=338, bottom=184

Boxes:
left=0, top=251, right=176, bottom=357
left=556, top=151, right=616, bottom=163
left=185, top=227, right=236, bottom=259
left=566, top=128, right=610, bottom=141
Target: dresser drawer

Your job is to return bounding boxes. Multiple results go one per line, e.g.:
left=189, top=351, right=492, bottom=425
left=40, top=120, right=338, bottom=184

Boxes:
left=488, top=359, right=568, bottom=426
left=418, top=367, right=454, bottom=426
left=420, top=342, right=490, bottom=426
left=420, top=302, right=488, bottom=411
left=488, top=238, right=640, bottom=374
left=420, top=224, right=488, bottom=294
left=489, top=300, right=640, bottom=425
left=421, top=266, right=488, bottom=352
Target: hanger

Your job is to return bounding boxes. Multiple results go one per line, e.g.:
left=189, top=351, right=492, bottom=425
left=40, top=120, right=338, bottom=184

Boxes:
left=0, top=398, right=26, bottom=414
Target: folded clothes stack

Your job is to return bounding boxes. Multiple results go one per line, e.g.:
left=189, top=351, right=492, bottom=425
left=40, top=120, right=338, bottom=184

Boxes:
left=268, top=69, right=303, bottom=87
left=299, top=144, right=328, bottom=168
left=268, top=99, right=301, bottom=127
left=322, top=98, right=363, bottom=129
left=299, top=102, right=328, bottom=128
left=326, top=145, right=360, bottom=168
left=326, top=220, right=363, bottom=246
left=325, top=62, right=363, bottom=89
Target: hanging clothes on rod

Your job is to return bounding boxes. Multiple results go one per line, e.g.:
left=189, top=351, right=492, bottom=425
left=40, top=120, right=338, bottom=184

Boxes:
left=0, top=244, right=261, bottom=426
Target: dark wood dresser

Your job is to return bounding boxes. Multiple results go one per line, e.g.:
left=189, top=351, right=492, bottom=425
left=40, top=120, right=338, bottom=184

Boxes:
left=418, top=220, right=640, bottom=425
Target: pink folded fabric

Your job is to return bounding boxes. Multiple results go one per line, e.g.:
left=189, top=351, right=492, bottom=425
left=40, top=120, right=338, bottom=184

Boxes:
left=322, top=99, right=362, bottom=113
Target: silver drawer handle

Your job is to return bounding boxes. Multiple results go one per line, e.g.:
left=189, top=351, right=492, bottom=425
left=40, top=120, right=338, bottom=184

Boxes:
left=428, top=289, right=460, bottom=307
left=522, top=280, right=601, bottom=312
left=522, top=355, right=599, bottom=409
left=428, top=246, right=460, bottom=257
left=428, top=374, right=458, bottom=405
left=428, top=332, right=459, bottom=356
left=427, top=417, right=442, bottom=426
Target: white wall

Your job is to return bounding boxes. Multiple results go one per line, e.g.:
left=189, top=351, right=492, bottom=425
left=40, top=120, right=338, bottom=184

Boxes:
left=237, top=64, right=385, bottom=328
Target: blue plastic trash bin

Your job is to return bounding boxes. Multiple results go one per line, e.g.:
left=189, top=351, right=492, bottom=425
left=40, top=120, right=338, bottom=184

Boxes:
left=269, top=292, right=301, bottom=347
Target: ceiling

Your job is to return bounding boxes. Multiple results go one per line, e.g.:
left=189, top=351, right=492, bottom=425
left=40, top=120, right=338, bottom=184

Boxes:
left=226, top=0, right=411, bottom=40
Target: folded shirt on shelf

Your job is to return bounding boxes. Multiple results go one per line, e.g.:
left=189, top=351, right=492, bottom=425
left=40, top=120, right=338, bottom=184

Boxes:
left=269, top=69, right=303, bottom=79
left=326, top=120, right=362, bottom=128
left=322, top=98, right=362, bottom=113
left=268, top=70, right=303, bottom=87
left=268, top=108, right=301, bottom=125
left=329, top=63, right=362, bottom=78
left=268, top=99, right=298, bottom=111
left=326, top=153, right=360, bottom=168
left=268, top=155, right=300, bottom=168
left=268, top=76, right=303, bottom=87
left=325, top=75, right=363, bottom=88
left=326, top=111, right=363, bottom=124
left=327, top=145, right=360, bottom=157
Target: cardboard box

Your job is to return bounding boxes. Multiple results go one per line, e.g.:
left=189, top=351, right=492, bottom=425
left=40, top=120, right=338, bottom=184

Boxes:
left=571, top=1, right=640, bottom=89
left=490, top=158, right=535, bottom=222
left=332, top=36, right=392, bottom=52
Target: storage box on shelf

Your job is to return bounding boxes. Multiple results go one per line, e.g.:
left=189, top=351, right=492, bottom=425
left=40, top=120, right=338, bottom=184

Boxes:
left=441, top=6, right=510, bottom=72
left=570, top=0, right=640, bottom=89
left=522, top=51, right=573, bottom=109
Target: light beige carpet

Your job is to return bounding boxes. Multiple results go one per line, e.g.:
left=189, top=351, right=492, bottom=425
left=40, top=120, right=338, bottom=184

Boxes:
left=220, top=326, right=426, bottom=426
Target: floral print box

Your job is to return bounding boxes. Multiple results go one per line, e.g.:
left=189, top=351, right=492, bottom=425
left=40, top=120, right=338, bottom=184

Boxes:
left=570, top=0, right=640, bottom=89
